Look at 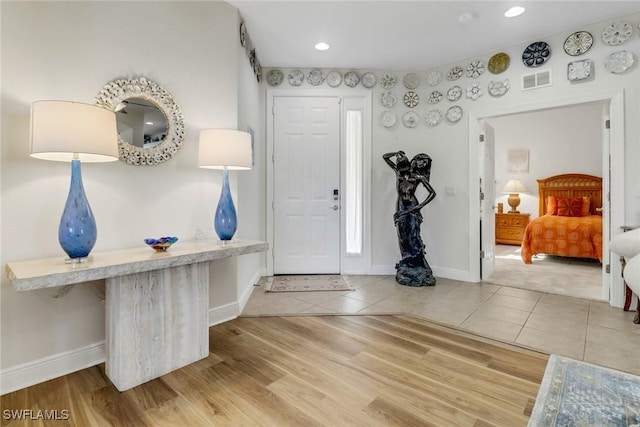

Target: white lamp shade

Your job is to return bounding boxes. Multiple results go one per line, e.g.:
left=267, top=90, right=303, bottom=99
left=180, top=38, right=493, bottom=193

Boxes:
left=198, top=129, right=252, bottom=170
left=30, top=101, right=119, bottom=162
left=501, top=179, right=528, bottom=194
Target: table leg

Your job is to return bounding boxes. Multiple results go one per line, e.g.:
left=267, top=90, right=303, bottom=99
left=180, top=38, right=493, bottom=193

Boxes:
left=105, top=262, right=209, bottom=391
left=624, top=284, right=633, bottom=311
left=619, top=256, right=636, bottom=312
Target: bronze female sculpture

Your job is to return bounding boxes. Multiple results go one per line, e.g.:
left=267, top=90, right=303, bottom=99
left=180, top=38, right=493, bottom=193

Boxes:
left=383, top=151, right=436, bottom=286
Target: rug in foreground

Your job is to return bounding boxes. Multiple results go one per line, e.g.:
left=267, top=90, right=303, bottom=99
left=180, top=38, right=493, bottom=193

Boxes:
left=528, top=354, right=640, bottom=426
left=264, top=275, right=354, bottom=292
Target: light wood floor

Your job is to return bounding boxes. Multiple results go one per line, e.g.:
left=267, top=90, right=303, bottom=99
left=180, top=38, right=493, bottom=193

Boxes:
left=1, top=315, right=549, bottom=426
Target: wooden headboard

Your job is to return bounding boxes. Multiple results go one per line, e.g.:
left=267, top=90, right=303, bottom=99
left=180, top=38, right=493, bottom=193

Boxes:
left=537, top=174, right=602, bottom=216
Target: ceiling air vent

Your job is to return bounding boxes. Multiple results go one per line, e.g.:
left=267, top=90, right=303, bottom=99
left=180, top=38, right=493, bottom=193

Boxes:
left=521, top=69, right=552, bottom=91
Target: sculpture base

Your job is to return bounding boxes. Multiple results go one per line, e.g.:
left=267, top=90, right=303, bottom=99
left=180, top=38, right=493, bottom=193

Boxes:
left=395, top=255, right=436, bottom=287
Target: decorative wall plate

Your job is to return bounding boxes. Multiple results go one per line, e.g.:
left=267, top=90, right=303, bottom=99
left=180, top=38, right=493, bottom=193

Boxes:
left=403, top=91, right=419, bottom=108
left=254, top=62, right=262, bottom=83
left=266, top=69, right=284, bottom=86
left=488, top=53, right=510, bottom=74
left=522, top=41, right=551, bottom=67
left=403, top=73, right=421, bottom=89
left=239, top=21, right=248, bottom=47
left=466, top=81, right=483, bottom=100
left=307, top=69, right=325, bottom=86
left=326, top=71, right=342, bottom=87
left=488, top=79, right=510, bottom=97
left=426, top=71, right=442, bottom=86
left=427, top=90, right=443, bottom=104
left=447, top=66, right=464, bottom=80
left=244, top=36, right=253, bottom=58
left=380, top=73, right=397, bottom=89
left=567, top=59, right=592, bottom=81
left=361, top=72, right=376, bottom=88
left=601, top=22, right=633, bottom=46
left=402, top=111, right=420, bottom=128
left=466, top=60, right=486, bottom=78
left=381, top=110, right=397, bottom=128
left=288, top=70, right=304, bottom=86
left=446, top=86, right=462, bottom=101
left=344, top=71, right=360, bottom=88
left=563, top=31, right=593, bottom=56
left=380, top=91, right=397, bottom=108
left=604, top=50, right=634, bottom=74
left=446, top=106, right=463, bottom=123
left=425, top=109, right=443, bottom=127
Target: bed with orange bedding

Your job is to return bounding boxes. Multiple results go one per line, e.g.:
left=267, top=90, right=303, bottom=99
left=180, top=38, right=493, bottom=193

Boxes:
left=521, top=174, right=603, bottom=264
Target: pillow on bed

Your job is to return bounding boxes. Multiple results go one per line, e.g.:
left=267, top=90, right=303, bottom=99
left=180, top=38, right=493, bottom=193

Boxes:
left=547, top=196, right=590, bottom=216
left=580, top=197, right=591, bottom=216
left=556, top=197, right=589, bottom=217
left=546, top=196, right=558, bottom=215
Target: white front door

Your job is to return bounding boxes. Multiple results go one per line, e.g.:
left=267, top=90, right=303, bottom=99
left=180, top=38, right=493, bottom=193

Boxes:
left=273, top=96, right=341, bottom=274
left=480, top=122, right=496, bottom=279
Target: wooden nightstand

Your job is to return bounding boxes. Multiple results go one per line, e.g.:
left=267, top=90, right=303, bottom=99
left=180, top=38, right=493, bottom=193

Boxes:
left=495, top=212, right=530, bottom=245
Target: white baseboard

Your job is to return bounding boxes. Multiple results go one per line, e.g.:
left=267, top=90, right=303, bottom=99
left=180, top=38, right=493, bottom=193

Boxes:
left=208, top=265, right=265, bottom=326
left=370, top=265, right=395, bottom=275
left=0, top=342, right=105, bottom=396
left=208, top=302, right=239, bottom=326
left=238, top=266, right=266, bottom=313
left=432, top=266, right=476, bottom=282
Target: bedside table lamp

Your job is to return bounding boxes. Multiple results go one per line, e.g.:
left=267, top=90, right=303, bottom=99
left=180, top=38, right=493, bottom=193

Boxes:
left=30, top=101, right=118, bottom=262
left=198, top=129, right=252, bottom=241
left=501, top=179, right=528, bottom=213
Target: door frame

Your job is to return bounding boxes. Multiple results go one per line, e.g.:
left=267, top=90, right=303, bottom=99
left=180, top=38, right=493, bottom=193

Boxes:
left=479, top=121, right=496, bottom=280
left=468, top=90, right=625, bottom=307
left=266, top=89, right=372, bottom=276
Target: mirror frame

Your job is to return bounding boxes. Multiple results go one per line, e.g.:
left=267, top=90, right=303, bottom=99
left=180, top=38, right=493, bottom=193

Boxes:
left=95, top=77, right=184, bottom=166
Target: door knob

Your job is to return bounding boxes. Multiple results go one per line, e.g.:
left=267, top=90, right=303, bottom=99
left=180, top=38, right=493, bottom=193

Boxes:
left=330, top=205, right=339, bottom=210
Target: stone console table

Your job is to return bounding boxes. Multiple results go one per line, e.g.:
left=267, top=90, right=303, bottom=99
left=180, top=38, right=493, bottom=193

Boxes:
left=6, top=239, right=268, bottom=391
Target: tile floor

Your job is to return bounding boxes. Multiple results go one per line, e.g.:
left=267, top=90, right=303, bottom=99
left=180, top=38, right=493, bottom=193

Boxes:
left=242, top=275, right=640, bottom=375
left=486, top=244, right=602, bottom=300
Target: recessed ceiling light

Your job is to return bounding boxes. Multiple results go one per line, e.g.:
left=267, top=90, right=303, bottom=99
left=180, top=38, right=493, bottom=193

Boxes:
left=504, top=6, right=525, bottom=18
left=458, top=13, right=475, bottom=24
left=314, top=42, right=330, bottom=51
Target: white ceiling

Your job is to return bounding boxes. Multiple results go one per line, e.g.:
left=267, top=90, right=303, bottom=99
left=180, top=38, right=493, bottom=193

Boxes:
left=227, top=1, right=640, bottom=70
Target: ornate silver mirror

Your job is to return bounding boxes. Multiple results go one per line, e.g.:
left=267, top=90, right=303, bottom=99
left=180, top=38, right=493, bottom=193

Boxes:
left=95, top=77, right=184, bottom=165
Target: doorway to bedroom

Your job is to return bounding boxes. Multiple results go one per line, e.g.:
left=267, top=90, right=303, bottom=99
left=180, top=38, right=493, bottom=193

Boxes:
left=479, top=100, right=614, bottom=302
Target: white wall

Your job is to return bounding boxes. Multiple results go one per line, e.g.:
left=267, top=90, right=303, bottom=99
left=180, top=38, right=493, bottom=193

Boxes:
left=0, top=1, right=262, bottom=392
left=489, top=103, right=604, bottom=218
left=263, top=12, right=640, bottom=279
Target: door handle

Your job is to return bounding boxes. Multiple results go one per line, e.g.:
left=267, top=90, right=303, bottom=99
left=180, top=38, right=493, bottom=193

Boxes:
left=330, top=205, right=339, bottom=210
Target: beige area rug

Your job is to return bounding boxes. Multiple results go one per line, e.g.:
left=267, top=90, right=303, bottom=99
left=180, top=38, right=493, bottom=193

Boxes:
left=484, top=245, right=603, bottom=300
left=264, top=275, right=354, bottom=292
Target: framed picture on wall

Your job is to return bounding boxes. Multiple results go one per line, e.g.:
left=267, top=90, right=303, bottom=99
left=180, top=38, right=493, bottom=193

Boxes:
left=507, top=149, right=529, bottom=174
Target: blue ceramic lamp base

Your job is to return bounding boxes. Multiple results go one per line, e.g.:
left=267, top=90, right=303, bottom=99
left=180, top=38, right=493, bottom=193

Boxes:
left=59, top=159, right=97, bottom=263
left=214, top=169, right=237, bottom=241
